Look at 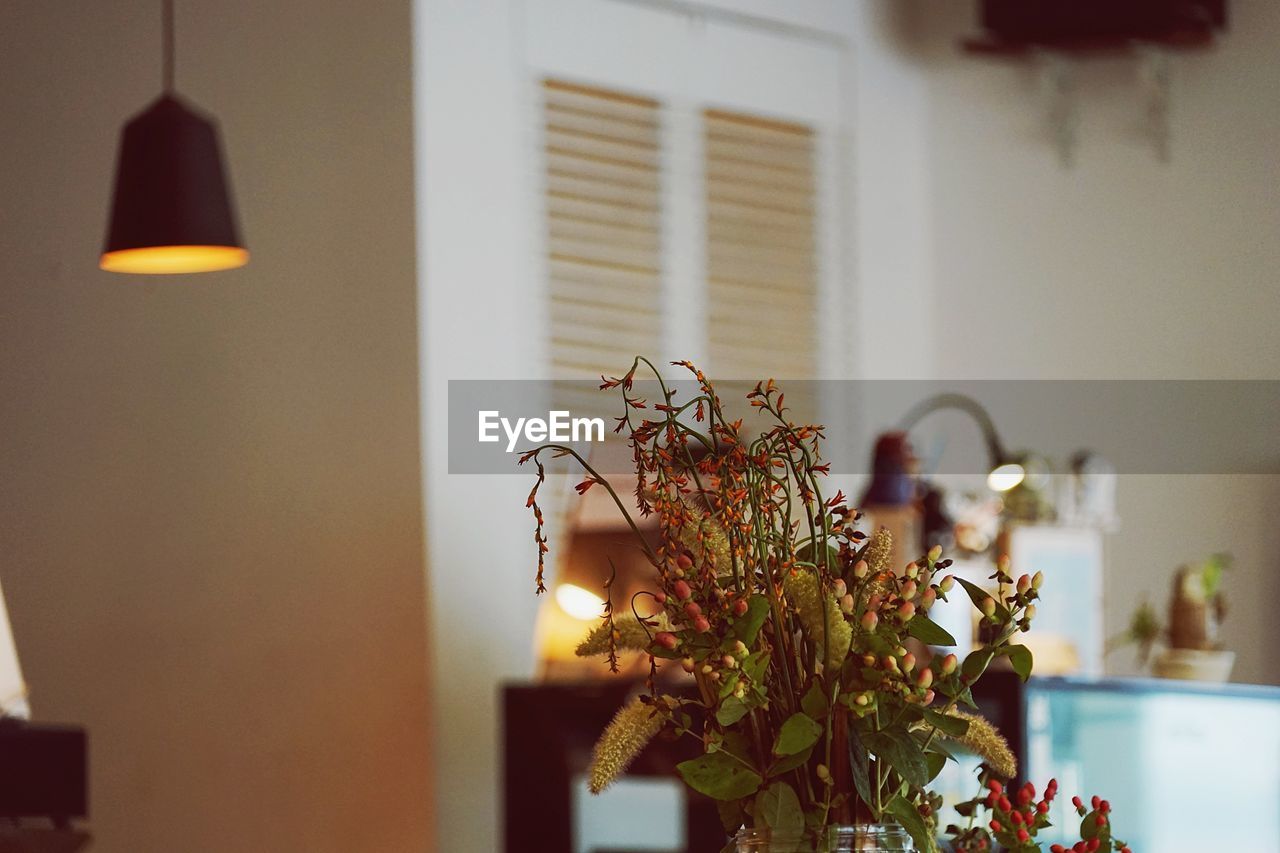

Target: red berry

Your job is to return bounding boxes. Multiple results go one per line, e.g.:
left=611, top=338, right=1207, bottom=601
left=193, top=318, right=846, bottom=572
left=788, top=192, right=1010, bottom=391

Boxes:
left=654, top=591, right=667, bottom=604
left=1096, top=815, right=1106, bottom=827
left=1091, top=795, right=1101, bottom=810
left=1072, top=844, right=1086, bottom=853
left=1086, top=841, right=1100, bottom=852
left=1100, top=799, right=1111, bottom=814
left=1051, top=846, right=1066, bottom=853
left=989, top=820, right=1002, bottom=832
left=1010, top=810, right=1023, bottom=825
left=1017, top=789, right=1032, bottom=806
left=655, top=632, right=678, bottom=650
left=673, top=580, right=692, bottom=600
left=1072, top=796, right=1084, bottom=810
left=1121, top=848, right=1132, bottom=853
left=987, top=793, right=999, bottom=808
left=676, top=553, right=693, bottom=570
left=1037, top=801, right=1050, bottom=814
left=987, top=779, right=1003, bottom=794
left=732, top=598, right=749, bottom=616
left=1017, top=828, right=1030, bottom=842
left=998, top=796, right=1011, bottom=812
left=693, top=615, right=710, bottom=633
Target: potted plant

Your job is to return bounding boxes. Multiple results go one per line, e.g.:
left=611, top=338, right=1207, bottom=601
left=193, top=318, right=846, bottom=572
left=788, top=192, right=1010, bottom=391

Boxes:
left=1112, top=553, right=1233, bottom=683
left=519, top=360, right=1129, bottom=852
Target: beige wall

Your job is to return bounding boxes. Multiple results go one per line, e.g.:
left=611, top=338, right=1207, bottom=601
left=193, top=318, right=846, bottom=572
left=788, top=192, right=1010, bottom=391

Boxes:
left=0, top=2, right=432, bottom=851
left=910, top=1, right=1280, bottom=683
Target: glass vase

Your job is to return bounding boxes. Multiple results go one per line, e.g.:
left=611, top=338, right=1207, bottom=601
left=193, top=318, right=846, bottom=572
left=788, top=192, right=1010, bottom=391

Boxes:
left=733, top=824, right=916, bottom=852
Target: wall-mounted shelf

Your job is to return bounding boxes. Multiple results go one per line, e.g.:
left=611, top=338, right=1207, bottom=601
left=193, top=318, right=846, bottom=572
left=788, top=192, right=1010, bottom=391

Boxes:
left=962, top=27, right=1218, bottom=58
left=955, top=0, right=1229, bottom=166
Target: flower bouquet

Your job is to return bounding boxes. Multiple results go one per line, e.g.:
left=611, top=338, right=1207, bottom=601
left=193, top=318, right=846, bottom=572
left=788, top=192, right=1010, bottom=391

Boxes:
left=520, top=360, right=1129, bottom=853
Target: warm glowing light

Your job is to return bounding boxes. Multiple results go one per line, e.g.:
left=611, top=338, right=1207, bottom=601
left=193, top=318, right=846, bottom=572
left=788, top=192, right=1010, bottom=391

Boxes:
left=100, top=245, right=249, bottom=274
left=555, top=583, right=606, bottom=621
left=987, top=462, right=1026, bottom=492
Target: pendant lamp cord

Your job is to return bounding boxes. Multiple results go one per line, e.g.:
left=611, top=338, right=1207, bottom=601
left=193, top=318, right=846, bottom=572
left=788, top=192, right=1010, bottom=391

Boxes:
left=162, top=0, right=175, bottom=92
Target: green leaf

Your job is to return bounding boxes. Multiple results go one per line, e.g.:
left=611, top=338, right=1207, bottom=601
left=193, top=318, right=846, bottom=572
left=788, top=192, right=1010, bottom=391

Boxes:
left=768, top=743, right=814, bottom=776
left=757, top=781, right=804, bottom=841
left=848, top=728, right=873, bottom=814
left=774, top=713, right=822, bottom=756
left=898, top=704, right=925, bottom=725
left=733, top=595, right=770, bottom=646
left=1004, top=643, right=1034, bottom=681
left=801, top=681, right=829, bottom=719
left=925, top=738, right=956, bottom=761
left=925, top=751, right=948, bottom=784
left=717, top=671, right=742, bottom=699
left=885, top=795, right=939, bottom=853
left=922, top=708, right=970, bottom=738
left=1080, top=811, right=1111, bottom=844
left=741, top=649, right=770, bottom=683
left=907, top=614, right=957, bottom=647
left=956, top=577, right=1011, bottom=622
left=716, top=696, right=750, bottom=727
left=865, top=729, right=929, bottom=788
left=721, top=732, right=755, bottom=766
left=676, top=751, right=763, bottom=801
left=962, top=647, right=996, bottom=682
left=715, top=798, right=745, bottom=833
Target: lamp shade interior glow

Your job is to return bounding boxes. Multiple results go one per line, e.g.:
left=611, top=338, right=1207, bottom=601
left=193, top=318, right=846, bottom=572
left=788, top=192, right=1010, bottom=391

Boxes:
left=102, top=95, right=246, bottom=275
left=100, top=245, right=248, bottom=274
left=555, top=583, right=606, bottom=621
left=987, top=462, right=1026, bottom=492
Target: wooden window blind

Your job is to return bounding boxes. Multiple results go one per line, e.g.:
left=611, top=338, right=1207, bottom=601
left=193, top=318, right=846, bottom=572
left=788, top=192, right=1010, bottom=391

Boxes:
left=543, top=79, right=663, bottom=418
left=704, top=108, right=817, bottom=382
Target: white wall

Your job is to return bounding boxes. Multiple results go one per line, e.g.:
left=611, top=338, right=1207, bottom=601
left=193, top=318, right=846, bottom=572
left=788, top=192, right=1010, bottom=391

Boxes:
left=414, top=2, right=546, bottom=852
left=910, top=1, right=1280, bottom=683
left=0, top=2, right=432, bottom=851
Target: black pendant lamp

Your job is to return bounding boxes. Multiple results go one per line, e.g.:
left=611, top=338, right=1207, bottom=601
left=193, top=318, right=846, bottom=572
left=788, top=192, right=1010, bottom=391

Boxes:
left=101, top=0, right=247, bottom=274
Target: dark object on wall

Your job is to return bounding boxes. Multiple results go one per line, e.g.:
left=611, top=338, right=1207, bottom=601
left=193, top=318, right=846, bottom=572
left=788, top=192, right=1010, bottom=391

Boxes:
left=0, top=721, right=87, bottom=825
left=860, top=432, right=917, bottom=507
left=101, top=0, right=246, bottom=274
left=967, top=0, right=1228, bottom=53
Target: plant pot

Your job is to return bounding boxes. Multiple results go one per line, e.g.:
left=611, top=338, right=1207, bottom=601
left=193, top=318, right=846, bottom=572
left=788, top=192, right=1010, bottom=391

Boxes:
left=1151, top=648, right=1235, bottom=683
left=734, top=824, right=916, bottom=852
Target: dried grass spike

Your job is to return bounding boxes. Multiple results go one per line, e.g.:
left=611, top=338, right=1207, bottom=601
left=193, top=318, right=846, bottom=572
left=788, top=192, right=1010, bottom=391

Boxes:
left=864, top=527, right=894, bottom=574
left=587, top=697, right=665, bottom=793
left=576, top=613, right=669, bottom=657
left=944, top=710, right=1017, bottom=780
left=784, top=569, right=852, bottom=672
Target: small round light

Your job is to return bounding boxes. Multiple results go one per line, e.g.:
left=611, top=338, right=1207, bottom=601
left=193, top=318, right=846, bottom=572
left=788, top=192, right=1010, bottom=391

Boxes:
left=987, top=462, right=1026, bottom=492
left=555, top=583, right=606, bottom=621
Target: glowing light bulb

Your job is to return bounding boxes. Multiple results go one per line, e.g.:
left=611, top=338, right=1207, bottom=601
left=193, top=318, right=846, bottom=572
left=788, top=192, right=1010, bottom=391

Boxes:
left=555, top=583, right=605, bottom=621
left=987, top=462, right=1026, bottom=492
